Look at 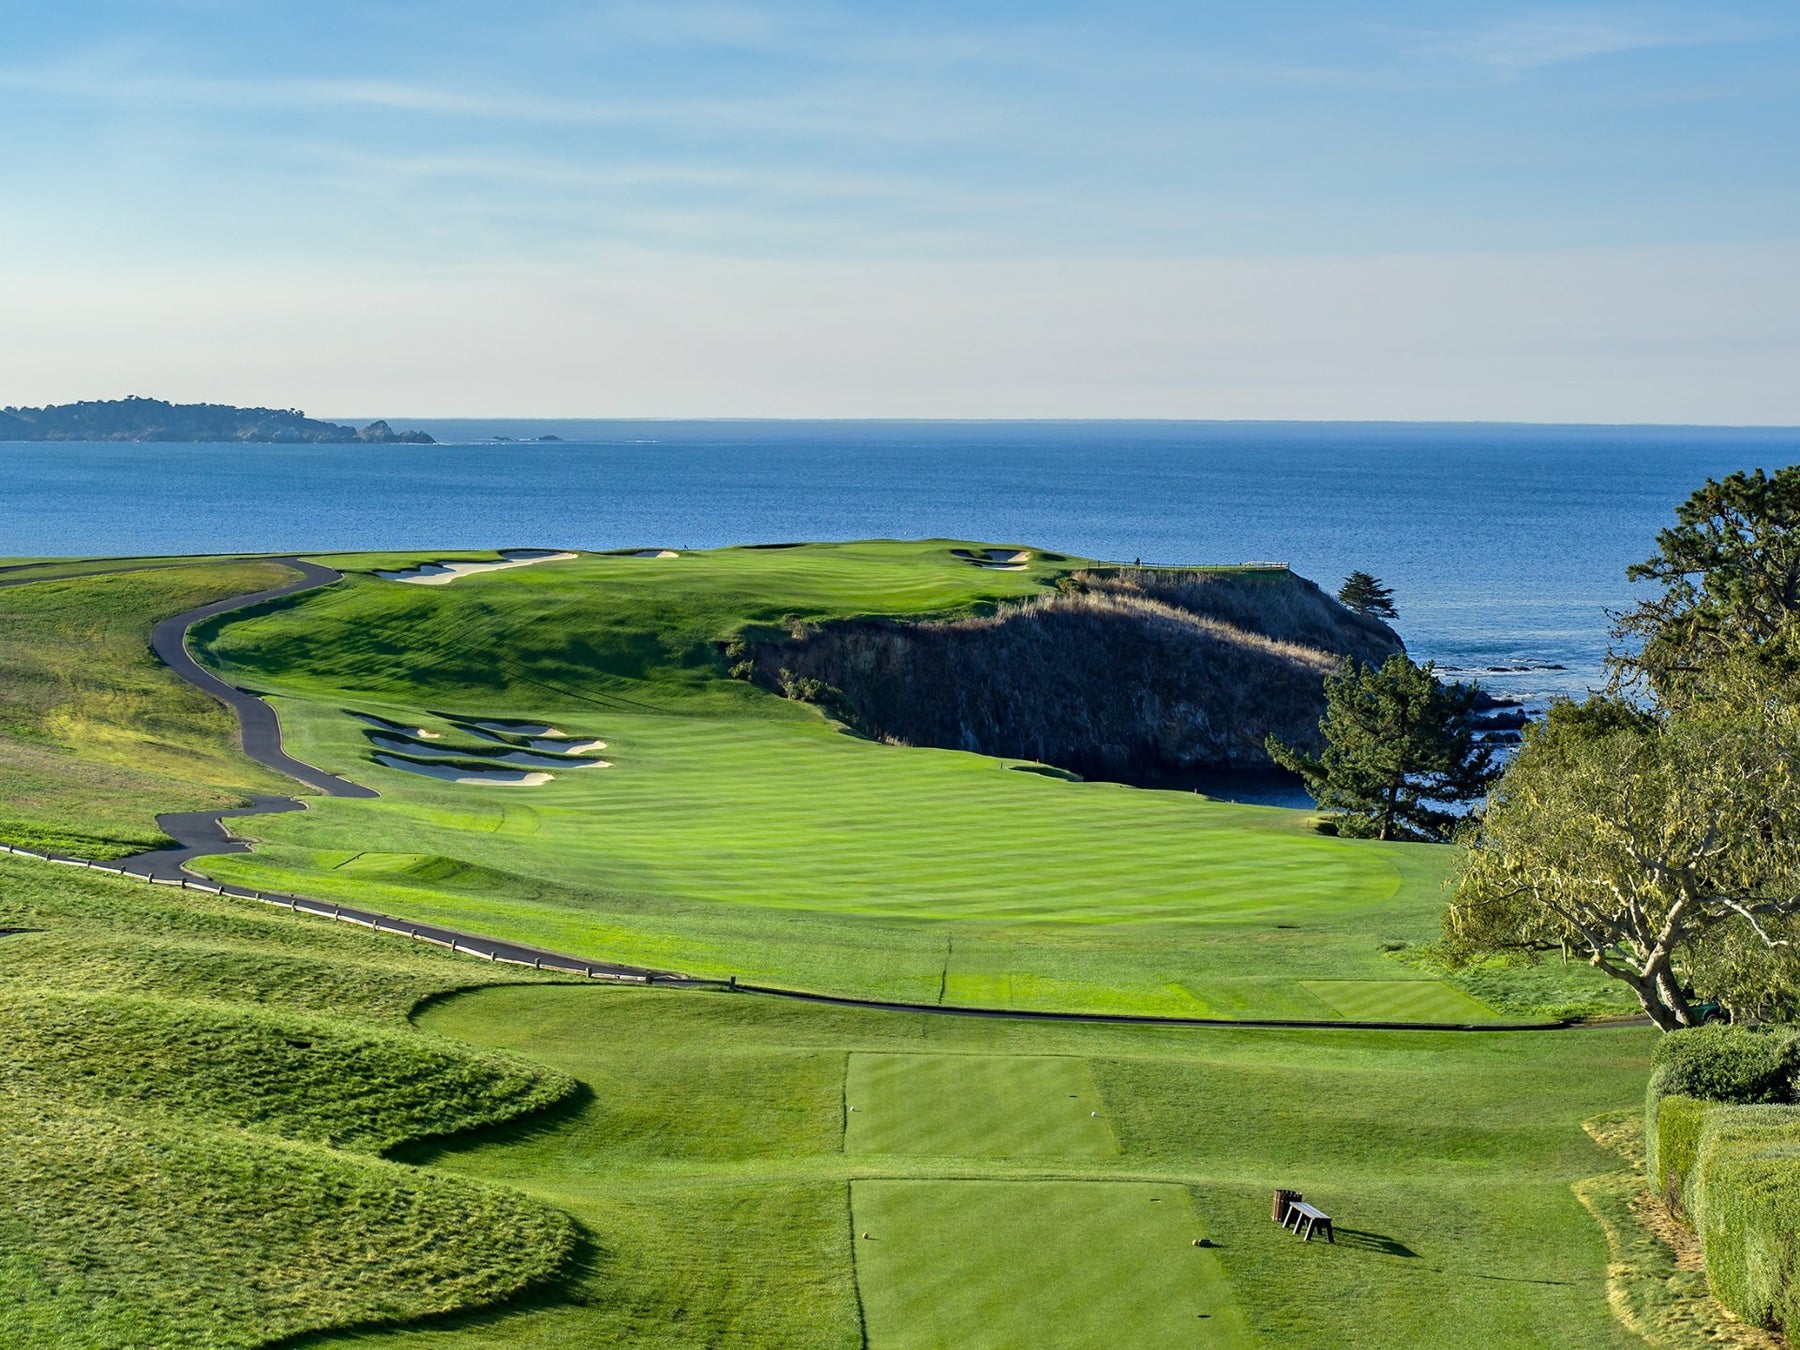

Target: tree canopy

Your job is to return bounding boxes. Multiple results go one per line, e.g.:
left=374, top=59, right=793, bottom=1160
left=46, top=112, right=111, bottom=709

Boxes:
left=1454, top=462, right=1800, bottom=1029
left=1267, top=653, right=1495, bottom=842
left=1448, top=691, right=1800, bottom=1029
left=1338, top=571, right=1398, bottom=620
left=1612, top=465, right=1800, bottom=702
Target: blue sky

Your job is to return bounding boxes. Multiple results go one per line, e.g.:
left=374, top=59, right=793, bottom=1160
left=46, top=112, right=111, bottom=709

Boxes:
left=2, top=2, right=1796, bottom=419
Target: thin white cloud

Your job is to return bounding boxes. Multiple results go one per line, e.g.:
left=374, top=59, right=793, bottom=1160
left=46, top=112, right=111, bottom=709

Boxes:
left=1407, top=9, right=1781, bottom=73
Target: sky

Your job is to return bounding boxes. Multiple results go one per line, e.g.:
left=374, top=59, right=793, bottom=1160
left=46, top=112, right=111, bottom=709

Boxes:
left=1, top=1, right=1796, bottom=421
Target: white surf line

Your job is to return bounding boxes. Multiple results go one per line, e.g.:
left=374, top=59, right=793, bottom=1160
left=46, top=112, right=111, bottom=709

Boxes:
left=374, top=549, right=577, bottom=586
left=373, top=753, right=554, bottom=786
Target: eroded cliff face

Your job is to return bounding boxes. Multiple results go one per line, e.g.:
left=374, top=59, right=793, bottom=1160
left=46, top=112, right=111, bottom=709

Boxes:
left=741, top=568, right=1403, bottom=783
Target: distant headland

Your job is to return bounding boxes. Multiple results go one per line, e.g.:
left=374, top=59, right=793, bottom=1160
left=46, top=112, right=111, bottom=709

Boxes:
left=0, top=397, right=435, bottom=444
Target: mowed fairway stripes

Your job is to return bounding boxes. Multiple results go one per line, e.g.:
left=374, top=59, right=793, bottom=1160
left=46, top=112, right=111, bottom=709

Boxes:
left=1299, top=980, right=1501, bottom=1023
left=851, top=1180, right=1251, bottom=1350
left=845, top=1054, right=1116, bottom=1157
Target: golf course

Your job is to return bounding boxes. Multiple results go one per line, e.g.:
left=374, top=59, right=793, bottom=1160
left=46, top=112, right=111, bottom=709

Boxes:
left=0, top=543, right=1662, bottom=1348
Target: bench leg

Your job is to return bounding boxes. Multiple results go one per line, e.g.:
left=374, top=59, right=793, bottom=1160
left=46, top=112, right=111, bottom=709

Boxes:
left=1323, top=1221, right=1334, bottom=1244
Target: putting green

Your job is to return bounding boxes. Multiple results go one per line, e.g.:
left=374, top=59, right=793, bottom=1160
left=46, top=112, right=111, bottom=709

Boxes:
left=844, top=1054, right=1117, bottom=1158
left=851, top=1179, right=1252, bottom=1349
left=1299, top=980, right=1500, bottom=1023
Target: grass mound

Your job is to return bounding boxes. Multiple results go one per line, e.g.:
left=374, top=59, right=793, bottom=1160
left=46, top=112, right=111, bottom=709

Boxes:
left=0, top=1104, right=575, bottom=1350
left=0, top=853, right=583, bottom=1348
left=0, top=990, right=571, bottom=1153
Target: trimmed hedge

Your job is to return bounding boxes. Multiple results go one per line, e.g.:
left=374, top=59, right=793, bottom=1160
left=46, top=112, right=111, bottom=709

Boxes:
left=1647, top=1026, right=1800, bottom=1333
left=1648, top=1093, right=1716, bottom=1211
left=1689, top=1107, right=1800, bottom=1332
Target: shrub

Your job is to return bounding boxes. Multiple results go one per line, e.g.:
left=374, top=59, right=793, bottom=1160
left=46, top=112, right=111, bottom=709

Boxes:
left=1647, top=1093, right=1716, bottom=1211
left=1650, top=1024, right=1800, bottom=1107
left=1688, top=1106, right=1800, bottom=1332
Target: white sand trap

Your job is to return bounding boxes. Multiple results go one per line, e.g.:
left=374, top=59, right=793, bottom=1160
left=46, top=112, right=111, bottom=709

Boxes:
left=367, top=734, right=469, bottom=758
left=624, top=549, right=679, bottom=558
left=466, top=720, right=566, bottom=739
left=350, top=712, right=442, bottom=739
left=545, top=737, right=607, bottom=754
left=375, top=550, right=577, bottom=585
left=374, top=754, right=552, bottom=786
left=487, top=750, right=610, bottom=770
left=954, top=547, right=1033, bottom=570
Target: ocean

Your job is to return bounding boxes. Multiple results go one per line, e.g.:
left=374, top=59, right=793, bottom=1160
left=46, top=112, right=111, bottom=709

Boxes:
left=4, top=419, right=1796, bottom=709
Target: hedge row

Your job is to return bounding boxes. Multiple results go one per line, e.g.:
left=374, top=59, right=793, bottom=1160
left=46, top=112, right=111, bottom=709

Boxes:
left=1647, top=1025, right=1800, bottom=1333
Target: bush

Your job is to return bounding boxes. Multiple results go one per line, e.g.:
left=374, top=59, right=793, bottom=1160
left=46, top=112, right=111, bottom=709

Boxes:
left=1647, top=1093, right=1715, bottom=1210
left=1688, top=1106, right=1800, bottom=1332
left=1651, top=1024, right=1800, bottom=1106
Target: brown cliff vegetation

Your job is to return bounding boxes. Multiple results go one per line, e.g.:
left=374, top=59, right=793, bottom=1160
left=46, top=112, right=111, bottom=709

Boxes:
left=739, top=567, right=1403, bottom=783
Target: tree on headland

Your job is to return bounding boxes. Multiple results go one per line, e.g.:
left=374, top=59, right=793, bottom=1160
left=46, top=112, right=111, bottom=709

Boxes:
left=1447, top=689, right=1800, bottom=1029
left=1337, top=571, right=1398, bottom=620
left=1265, top=654, right=1496, bottom=842
left=1611, top=465, right=1800, bottom=703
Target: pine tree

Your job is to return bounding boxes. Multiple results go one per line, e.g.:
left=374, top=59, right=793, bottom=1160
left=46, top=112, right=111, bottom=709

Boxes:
left=1266, top=654, right=1495, bottom=842
left=1337, top=571, right=1397, bottom=619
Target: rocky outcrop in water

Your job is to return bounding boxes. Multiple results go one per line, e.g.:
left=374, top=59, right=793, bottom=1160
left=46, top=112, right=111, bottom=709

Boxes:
left=739, top=567, right=1404, bottom=783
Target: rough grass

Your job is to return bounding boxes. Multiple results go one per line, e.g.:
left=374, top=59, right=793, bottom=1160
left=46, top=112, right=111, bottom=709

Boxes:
left=1574, top=1110, right=1785, bottom=1349
left=0, top=854, right=582, bottom=1349
left=0, top=560, right=295, bottom=855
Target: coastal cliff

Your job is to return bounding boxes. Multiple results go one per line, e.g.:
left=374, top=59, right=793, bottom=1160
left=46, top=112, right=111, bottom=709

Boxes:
left=738, top=565, right=1403, bottom=783
left=0, top=397, right=434, bottom=444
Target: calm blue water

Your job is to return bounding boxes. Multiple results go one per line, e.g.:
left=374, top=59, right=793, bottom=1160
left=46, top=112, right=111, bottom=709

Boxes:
left=4, top=420, right=1796, bottom=707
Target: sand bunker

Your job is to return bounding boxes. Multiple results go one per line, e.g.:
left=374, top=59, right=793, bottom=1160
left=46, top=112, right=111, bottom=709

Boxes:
left=621, top=549, right=679, bottom=558
left=375, top=549, right=577, bottom=586
left=487, top=750, right=610, bottom=770
left=953, top=547, right=1033, bottom=570
left=351, top=713, right=442, bottom=739
left=374, top=754, right=552, bottom=786
left=465, top=720, right=565, bottom=738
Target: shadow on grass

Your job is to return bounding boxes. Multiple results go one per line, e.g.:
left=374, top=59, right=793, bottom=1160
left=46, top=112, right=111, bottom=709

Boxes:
left=1331, top=1228, right=1421, bottom=1258
left=391, top=1079, right=598, bottom=1167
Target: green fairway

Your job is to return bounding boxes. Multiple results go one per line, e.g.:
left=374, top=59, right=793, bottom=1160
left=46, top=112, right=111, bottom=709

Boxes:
left=851, top=1179, right=1251, bottom=1349
left=130, top=540, right=1631, bottom=1020
left=845, top=1053, right=1118, bottom=1157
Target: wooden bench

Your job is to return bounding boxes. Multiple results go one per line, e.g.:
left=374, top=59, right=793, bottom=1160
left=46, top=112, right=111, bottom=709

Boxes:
left=1283, top=1201, right=1334, bottom=1243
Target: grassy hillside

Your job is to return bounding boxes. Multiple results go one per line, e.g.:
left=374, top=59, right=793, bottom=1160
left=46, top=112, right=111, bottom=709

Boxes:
left=184, top=542, right=1629, bottom=1020
left=0, top=559, right=296, bottom=855
left=0, top=853, right=582, bottom=1349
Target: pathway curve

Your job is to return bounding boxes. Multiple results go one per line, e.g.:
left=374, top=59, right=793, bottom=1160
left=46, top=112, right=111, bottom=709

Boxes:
left=0, top=554, right=1633, bottom=1031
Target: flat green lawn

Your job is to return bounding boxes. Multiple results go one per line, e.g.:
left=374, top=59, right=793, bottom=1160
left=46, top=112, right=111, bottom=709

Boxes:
left=1298, top=980, right=1502, bottom=1023
left=845, top=1053, right=1118, bottom=1157
left=851, top=1179, right=1251, bottom=1349
left=300, top=983, right=1651, bottom=1350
